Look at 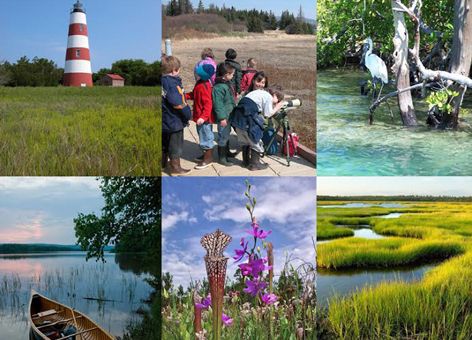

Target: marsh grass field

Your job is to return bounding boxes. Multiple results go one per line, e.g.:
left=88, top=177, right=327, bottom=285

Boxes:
left=317, top=201, right=472, bottom=339
left=167, top=31, right=316, bottom=150
left=0, top=86, right=161, bottom=176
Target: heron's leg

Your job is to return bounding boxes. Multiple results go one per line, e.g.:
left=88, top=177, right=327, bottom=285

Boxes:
left=371, top=79, right=377, bottom=103
left=377, top=83, right=385, bottom=102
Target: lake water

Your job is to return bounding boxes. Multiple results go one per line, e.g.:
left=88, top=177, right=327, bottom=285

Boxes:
left=0, top=252, right=153, bottom=339
left=317, top=69, right=472, bottom=175
left=317, top=265, right=434, bottom=306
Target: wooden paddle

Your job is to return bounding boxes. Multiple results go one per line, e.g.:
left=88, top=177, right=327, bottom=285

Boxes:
left=71, top=308, right=82, bottom=340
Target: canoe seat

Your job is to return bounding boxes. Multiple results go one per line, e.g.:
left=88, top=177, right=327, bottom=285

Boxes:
left=36, top=316, right=84, bottom=330
left=32, top=309, right=58, bottom=319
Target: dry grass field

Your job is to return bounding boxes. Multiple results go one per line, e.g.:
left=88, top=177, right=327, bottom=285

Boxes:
left=164, top=31, right=316, bottom=150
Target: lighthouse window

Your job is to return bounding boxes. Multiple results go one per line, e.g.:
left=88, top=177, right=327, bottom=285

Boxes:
left=79, top=24, right=83, bottom=32
left=76, top=49, right=81, bottom=57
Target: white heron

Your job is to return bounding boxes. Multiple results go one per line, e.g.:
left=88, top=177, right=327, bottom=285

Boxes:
left=362, top=37, right=388, bottom=101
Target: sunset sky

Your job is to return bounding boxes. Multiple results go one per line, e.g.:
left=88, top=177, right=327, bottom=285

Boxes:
left=0, top=178, right=102, bottom=244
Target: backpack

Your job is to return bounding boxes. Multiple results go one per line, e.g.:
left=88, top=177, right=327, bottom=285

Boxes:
left=262, top=127, right=278, bottom=155
left=283, top=133, right=299, bottom=156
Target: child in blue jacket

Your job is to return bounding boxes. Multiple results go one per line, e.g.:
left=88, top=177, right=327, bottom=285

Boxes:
left=162, top=55, right=192, bottom=176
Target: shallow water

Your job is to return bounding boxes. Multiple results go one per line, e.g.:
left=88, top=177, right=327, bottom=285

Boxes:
left=353, top=228, right=385, bottom=239
left=317, top=69, right=472, bottom=175
left=377, top=212, right=403, bottom=219
left=0, top=252, right=153, bottom=339
left=317, top=264, right=434, bottom=306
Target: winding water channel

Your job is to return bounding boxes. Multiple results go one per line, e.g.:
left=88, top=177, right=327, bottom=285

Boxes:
left=317, top=203, right=435, bottom=306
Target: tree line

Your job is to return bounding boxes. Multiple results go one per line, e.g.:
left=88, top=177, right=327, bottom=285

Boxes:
left=163, top=0, right=314, bottom=34
left=318, top=196, right=472, bottom=202
left=0, top=57, right=161, bottom=87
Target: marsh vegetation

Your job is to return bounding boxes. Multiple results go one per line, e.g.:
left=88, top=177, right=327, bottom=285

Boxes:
left=0, top=86, right=160, bottom=176
left=317, top=200, right=472, bottom=339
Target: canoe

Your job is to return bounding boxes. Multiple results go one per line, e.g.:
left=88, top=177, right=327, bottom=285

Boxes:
left=29, top=290, right=114, bottom=340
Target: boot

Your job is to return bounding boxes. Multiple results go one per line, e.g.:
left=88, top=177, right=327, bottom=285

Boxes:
left=242, top=146, right=250, bottom=167
left=169, top=158, right=191, bottom=176
left=218, top=146, right=233, bottom=166
left=226, top=141, right=239, bottom=158
left=195, top=149, right=213, bottom=170
left=248, top=149, right=269, bottom=171
left=162, top=152, right=169, bottom=170
left=194, top=154, right=204, bottom=162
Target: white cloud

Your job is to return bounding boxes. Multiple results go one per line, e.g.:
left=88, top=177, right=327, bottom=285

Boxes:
left=202, top=178, right=316, bottom=226
left=162, top=211, right=191, bottom=231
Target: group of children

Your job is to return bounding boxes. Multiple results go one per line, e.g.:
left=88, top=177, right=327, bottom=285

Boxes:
left=162, top=47, right=285, bottom=176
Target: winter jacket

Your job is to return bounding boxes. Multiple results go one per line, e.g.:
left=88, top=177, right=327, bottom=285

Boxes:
left=225, top=59, right=242, bottom=94
left=186, top=80, right=214, bottom=123
left=162, top=74, right=192, bottom=133
left=241, top=68, right=257, bottom=93
left=194, top=57, right=217, bottom=85
left=231, top=97, right=265, bottom=144
left=212, top=78, right=236, bottom=122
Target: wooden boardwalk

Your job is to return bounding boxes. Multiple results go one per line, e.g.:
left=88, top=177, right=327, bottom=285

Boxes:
left=162, top=121, right=316, bottom=177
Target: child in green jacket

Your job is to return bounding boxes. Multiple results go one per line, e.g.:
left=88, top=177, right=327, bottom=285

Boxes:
left=212, top=62, right=237, bottom=166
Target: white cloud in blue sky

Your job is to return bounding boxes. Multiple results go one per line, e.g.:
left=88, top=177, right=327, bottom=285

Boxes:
left=162, top=177, right=316, bottom=288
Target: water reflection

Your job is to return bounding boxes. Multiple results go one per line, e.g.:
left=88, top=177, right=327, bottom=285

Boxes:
left=317, top=265, right=434, bottom=306
left=0, top=252, right=152, bottom=339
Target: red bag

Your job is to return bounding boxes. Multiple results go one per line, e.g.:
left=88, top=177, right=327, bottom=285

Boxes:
left=283, top=133, right=299, bottom=156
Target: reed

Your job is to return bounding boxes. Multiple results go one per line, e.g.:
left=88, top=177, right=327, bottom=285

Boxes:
left=320, top=201, right=472, bottom=338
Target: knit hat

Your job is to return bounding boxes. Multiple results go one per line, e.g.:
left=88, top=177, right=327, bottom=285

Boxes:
left=196, top=64, right=215, bottom=81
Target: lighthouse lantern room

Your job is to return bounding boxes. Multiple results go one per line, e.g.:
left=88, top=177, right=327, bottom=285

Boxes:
left=63, top=1, right=93, bottom=87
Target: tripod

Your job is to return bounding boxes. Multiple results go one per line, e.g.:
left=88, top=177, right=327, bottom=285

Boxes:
left=263, top=109, right=297, bottom=166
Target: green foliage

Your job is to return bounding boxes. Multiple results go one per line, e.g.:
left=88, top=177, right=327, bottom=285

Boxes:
left=109, top=59, right=161, bottom=86
left=317, top=0, right=455, bottom=68
left=426, top=88, right=460, bottom=114
left=0, top=86, right=160, bottom=175
left=247, top=15, right=264, bottom=33
left=1, top=56, right=63, bottom=87
left=74, top=177, right=161, bottom=261
left=319, top=195, right=472, bottom=202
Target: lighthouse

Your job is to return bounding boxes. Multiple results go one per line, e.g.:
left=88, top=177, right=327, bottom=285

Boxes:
left=63, top=1, right=93, bottom=87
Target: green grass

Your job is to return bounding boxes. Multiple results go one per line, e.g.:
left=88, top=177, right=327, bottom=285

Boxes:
left=318, top=237, right=464, bottom=269
left=0, top=86, right=160, bottom=175
left=318, top=201, right=472, bottom=338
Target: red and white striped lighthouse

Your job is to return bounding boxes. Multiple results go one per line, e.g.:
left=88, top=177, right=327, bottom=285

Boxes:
left=63, top=1, right=93, bottom=87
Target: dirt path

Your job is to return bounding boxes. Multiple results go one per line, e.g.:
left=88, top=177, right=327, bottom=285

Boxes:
left=163, top=31, right=317, bottom=150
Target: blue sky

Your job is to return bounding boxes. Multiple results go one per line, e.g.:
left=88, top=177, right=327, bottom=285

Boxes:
left=0, top=0, right=161, bottom=71
left=162, top=177, right=316, bottom=288
left=0, top=178, right=102, bottom=244
left=319, top=177, right=472, bottom=196
left=181, top=1, right=316, bottom=20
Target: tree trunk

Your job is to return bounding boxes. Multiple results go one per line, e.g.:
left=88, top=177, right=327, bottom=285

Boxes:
left=391, top=0, right=417, bottom=126
left=450, top=0, right=472, bottom=128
